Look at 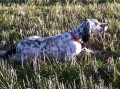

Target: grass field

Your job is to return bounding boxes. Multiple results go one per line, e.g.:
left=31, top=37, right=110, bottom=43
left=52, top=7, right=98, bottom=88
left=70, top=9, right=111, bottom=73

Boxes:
left=0, top=0, right=120, bottom=89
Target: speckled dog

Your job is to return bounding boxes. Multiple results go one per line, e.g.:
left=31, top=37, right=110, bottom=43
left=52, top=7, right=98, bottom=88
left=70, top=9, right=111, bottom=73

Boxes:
left=0, top=19, right=108, bottom=62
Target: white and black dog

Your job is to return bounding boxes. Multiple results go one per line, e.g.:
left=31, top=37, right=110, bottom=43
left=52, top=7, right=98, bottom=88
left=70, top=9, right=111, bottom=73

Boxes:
left=0, top=19, right=108, bottom=62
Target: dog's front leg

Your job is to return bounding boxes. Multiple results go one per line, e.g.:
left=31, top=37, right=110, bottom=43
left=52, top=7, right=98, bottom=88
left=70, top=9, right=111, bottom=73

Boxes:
left=79, top=47, right=95, bottom=58
left=81, top=47, right=95, bottom=54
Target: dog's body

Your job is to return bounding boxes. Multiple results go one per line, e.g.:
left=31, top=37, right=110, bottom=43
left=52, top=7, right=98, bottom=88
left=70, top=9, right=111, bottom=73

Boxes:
left=0, top=19, right=108, bottom=62
left=16, top=32, right=82, bottom=62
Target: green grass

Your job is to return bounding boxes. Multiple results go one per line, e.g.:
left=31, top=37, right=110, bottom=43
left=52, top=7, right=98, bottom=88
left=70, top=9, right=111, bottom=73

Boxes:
left=0, top=0, right=120, bottom=89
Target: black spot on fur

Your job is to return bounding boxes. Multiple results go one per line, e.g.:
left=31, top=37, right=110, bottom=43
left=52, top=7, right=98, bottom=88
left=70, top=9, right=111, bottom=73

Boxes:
left=41, top=48, right=44, bottom=50
left=35, top=39, right=41, bottom=45
left=65, top=34, right=68, bottom=38
left=43, top=46, right=47, bottom=49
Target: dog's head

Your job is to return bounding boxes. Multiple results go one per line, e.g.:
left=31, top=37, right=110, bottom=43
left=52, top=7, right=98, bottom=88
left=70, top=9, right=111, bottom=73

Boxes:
left=81, top=19, right=108, bottom=42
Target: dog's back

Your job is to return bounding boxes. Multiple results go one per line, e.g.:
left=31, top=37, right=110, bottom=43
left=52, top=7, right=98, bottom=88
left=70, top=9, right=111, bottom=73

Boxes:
left=16, top=32, right=72, bottom=61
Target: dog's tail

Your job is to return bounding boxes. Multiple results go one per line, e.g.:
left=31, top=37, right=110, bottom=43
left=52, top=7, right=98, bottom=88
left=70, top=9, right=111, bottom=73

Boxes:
left=0, top=48, right=16, bottom=58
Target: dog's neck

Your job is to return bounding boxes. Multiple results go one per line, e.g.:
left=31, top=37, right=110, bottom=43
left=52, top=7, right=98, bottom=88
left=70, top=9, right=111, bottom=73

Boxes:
left=71, top=24, right=83, bottom=39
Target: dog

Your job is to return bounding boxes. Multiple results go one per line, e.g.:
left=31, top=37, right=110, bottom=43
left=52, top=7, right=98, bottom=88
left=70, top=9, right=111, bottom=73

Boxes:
left=0, top=19, right=108, bottom=62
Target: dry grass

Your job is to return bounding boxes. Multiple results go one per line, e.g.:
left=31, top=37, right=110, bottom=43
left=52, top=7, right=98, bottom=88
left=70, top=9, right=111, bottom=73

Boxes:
left=0, top=0, right=120, bottom=89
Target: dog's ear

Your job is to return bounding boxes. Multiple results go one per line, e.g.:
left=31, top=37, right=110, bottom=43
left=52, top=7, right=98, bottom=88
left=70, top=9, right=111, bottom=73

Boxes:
left=82, top=21, right=90, bottom=43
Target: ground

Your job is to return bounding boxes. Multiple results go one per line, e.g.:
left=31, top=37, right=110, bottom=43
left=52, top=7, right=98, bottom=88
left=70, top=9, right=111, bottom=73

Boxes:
left=0, top=0, right=120, bottom=89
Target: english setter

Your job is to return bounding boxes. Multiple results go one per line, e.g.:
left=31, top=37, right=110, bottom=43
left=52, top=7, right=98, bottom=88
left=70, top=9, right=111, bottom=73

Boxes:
left=0, top=19, right=108, bottom=62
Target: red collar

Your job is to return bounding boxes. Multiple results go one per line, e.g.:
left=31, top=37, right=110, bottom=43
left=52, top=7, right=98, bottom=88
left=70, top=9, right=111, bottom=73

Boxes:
left=70, top=32, right=82, bottom=43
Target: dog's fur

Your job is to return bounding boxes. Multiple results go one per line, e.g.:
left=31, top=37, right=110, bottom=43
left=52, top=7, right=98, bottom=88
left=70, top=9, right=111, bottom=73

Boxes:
left=0, top=19, right=108, bottom=62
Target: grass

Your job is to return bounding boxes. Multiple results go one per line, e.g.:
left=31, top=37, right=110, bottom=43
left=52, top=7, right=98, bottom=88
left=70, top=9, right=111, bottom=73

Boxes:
left=0, top=0, right=120, bottom=89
